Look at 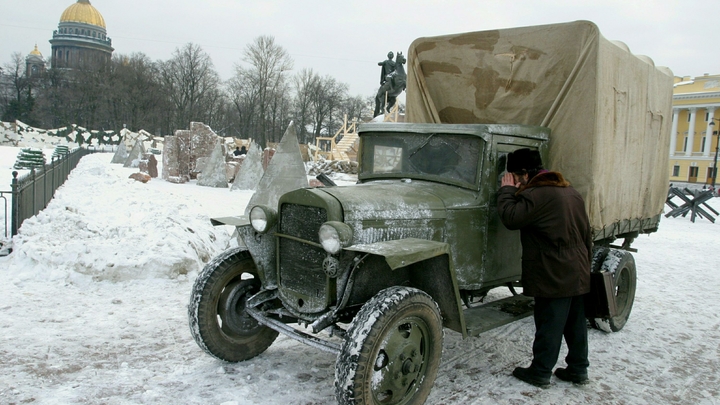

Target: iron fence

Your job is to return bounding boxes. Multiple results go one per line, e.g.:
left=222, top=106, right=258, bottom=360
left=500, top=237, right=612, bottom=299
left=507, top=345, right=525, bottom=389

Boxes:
left=1, top=147, right=98, bottom=238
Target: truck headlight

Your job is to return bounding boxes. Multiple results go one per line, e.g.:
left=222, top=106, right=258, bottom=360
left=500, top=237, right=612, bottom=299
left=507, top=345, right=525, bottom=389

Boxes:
left=319, top=221, right=353, bottom=254
left=249, top=205, right=277, bottom=233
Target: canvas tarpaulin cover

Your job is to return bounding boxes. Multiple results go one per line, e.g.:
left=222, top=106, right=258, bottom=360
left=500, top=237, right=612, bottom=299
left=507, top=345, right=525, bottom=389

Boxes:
left=405, top=20, right=674, bottom=236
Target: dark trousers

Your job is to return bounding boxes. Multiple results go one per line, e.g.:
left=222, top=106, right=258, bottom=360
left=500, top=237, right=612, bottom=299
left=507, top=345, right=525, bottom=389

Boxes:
left=530, top=295, right=589, bottom=377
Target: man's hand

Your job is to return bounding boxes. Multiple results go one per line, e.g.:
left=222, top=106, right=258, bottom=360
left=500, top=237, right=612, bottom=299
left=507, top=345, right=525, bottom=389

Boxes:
left=501, top=172, right=519, bottom=188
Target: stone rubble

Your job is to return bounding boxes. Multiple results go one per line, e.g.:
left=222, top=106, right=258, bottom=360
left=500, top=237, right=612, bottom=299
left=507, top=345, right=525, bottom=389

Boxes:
left=306, top=158, right=359, bottom=176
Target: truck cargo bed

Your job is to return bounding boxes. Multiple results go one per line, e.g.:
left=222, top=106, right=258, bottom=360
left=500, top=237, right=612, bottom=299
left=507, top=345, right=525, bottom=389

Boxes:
left=405, top=21, right=673, bottom=242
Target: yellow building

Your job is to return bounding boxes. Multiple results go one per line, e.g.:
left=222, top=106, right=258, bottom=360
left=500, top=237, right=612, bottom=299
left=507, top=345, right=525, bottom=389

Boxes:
left=670, top=74, right=720, bottom=186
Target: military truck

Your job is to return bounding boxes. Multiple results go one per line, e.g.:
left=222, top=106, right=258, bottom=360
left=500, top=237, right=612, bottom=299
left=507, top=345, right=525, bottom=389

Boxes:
left=188, top=21, right=673, bottom=404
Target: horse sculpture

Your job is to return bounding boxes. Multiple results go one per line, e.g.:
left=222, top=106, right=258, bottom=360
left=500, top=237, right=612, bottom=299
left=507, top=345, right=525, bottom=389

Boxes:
left=373, top=52, right=406, bottom=117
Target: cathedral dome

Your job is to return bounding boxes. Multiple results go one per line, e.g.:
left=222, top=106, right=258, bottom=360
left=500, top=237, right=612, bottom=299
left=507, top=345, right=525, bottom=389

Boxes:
left=60, top=0, right=106, bottom=29
left=29, top=44, right=43, bottom=57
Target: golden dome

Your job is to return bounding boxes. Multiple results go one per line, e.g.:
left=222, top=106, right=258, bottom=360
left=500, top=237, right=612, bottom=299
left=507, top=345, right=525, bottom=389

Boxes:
left=60, top=0, right=106, bottom=29
left=29, top=44, right=43, bottom=56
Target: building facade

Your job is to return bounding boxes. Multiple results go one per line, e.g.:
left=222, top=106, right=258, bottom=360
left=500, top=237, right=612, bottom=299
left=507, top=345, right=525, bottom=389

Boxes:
left=49, top=0, right=113, bottom=69
left=25, top=45, right=46, bottom=78
left=669, top=74, right=720, bottom=185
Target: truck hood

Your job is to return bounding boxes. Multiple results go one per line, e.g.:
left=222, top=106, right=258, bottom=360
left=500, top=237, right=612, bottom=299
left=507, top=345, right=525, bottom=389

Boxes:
left=318, top=180, right=474, bottom=221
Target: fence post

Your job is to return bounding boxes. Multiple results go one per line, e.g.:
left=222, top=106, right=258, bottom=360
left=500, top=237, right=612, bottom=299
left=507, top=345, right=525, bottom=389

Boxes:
left=31, top=168, right=37, bottom=222
left=43, top=161, right=48, bottom=209
left=51, top=155, right=57, bottom=197
left=11, top=171, right=18, bottom=237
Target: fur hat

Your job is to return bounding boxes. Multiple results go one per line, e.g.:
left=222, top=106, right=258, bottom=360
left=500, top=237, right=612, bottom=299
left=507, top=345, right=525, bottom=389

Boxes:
left=507, top=148, right=543, bottom=173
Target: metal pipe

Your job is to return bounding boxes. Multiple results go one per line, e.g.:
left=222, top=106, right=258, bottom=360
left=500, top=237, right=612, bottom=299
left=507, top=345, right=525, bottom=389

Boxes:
left=246, top=306, right=341, bottom=354
left=713, top=133, right=719, bottom=189
left=711, top=118, right=720, bottom=189
left=11, top=171, right=18, bottom=237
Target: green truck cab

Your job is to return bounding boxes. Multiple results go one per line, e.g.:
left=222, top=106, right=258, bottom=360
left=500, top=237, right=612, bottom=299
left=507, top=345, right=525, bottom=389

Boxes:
left=188, top=123, right=637, bottom=404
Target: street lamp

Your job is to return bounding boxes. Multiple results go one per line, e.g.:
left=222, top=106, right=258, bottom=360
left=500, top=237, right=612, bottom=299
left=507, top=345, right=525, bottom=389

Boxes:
left=708, top=118, right=720, bottom=189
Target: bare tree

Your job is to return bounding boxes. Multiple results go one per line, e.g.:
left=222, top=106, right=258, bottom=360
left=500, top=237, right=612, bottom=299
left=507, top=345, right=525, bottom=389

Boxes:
left=32, top=67, right=66, bottom=128
left=105, top=53, right=169, bottom=132
left=341, top=94, right=373, bottom=124
left=311, top=75, right=348, bottom=138
left=240, top=35, right=293, bottom=147
left=292, top=68, right=320, bottom=144
left=1, top=52, right=36, bottom=124
left=69, top=64, right=109, bottom=130
left=227, top=65, right=258, bottom=140
left=159, top=43, right=221, bottom=130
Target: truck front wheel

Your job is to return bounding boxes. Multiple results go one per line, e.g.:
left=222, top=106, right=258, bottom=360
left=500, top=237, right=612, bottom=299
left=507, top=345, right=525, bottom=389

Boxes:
left=335, top=287, right=443, bottom=405
left=188, top=247, right=278, bottom=362
left=591, top=249, right=637, bottom=332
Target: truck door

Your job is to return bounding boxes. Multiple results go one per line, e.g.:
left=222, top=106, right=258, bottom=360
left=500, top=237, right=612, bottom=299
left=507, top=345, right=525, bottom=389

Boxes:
left=484, top=138, right=545, bottom=287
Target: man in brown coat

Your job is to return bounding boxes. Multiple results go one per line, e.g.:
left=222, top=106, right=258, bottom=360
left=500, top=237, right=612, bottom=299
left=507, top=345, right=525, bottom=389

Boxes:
left=497, top=148, right=592, bottom=388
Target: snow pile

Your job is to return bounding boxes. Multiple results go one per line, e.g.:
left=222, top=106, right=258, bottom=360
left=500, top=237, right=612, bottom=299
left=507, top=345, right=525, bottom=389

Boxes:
left=0, top=121, right=121, bottom=148
left=4, top=152, right=238, bottom=283
left=0, top=148, right=718, bottom=404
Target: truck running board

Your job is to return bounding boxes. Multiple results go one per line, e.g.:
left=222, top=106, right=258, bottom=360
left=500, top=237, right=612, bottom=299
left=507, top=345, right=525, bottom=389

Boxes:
left=463, top=294, right=534, bottom=337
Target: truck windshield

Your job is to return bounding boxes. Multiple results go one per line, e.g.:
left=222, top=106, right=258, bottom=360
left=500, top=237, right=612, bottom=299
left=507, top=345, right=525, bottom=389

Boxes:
left=359, top=132, right=484, bottom=187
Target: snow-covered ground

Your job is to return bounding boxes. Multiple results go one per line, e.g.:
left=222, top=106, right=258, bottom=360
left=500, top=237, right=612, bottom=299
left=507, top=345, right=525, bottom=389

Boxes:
left=0, top=149, right=719, bottom=405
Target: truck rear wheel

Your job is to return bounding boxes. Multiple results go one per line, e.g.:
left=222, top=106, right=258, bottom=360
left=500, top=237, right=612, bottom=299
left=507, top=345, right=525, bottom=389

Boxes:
left=335, top=287, right=443, bottom=405
left=188, top=247, right=278, bottom=362
left=591, top=249, right=637, bottom=332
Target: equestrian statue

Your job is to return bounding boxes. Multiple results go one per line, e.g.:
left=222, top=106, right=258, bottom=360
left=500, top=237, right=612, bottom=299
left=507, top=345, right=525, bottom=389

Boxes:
left=373, top=52, right=406, bottom=117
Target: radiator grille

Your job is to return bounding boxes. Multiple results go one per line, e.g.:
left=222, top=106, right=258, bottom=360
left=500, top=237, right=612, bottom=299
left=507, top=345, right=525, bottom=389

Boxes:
left=278, top=203, right=330, bottom=313
left=279, top=239, right=327, bottom=289
left=280, top=203, right=327, bottom=241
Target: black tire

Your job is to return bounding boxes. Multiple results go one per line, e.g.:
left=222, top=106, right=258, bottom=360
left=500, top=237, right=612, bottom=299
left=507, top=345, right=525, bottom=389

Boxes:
left=590, top=246, right=610, bottom=272
left=335, top=287, right=443, bottom=405
left=592, top=249, right=637, bottom=332
left=188, top=247, right=278, bottom=362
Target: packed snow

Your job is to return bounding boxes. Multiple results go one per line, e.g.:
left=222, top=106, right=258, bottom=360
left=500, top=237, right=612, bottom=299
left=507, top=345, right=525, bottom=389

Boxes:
left=1, top=148, right=719, bottom=404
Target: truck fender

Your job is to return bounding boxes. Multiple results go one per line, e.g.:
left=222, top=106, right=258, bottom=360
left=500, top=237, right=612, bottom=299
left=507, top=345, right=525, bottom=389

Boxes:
left=210, top=216, right=250, bottom=227
left=210, top=216, right=278, bottom=289
left=346, top=238, right=467, bottom=336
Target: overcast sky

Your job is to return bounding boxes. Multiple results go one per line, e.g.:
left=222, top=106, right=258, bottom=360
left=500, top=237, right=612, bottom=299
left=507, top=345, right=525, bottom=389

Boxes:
left=0, top=0, right=716, bottom=98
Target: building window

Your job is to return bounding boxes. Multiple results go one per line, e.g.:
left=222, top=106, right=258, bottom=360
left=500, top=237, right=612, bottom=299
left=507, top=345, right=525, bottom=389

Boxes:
left=689, top=166, right=699, bottom=178
left=673, top=165, right=680, bottom=177
left=683, top=137, right=688, bottom=152
left=702, top=136, right=707, bottom=151
left=706, top=112, right=710, bottom=122
left=687, top=113, right=692, bottom=122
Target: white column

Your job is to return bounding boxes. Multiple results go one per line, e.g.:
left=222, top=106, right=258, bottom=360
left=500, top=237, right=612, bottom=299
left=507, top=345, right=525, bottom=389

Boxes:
left=704, top=108, right=716, bottom=156
left=685, top=108, right=697, bottom=157
left=670, top=108, right=680, bottom=156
